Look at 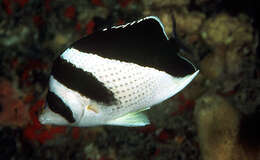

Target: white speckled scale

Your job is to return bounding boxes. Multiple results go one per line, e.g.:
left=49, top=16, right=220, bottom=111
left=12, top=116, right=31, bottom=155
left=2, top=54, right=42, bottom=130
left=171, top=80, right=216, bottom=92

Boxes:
left=61, top=48, right=178, bottom=121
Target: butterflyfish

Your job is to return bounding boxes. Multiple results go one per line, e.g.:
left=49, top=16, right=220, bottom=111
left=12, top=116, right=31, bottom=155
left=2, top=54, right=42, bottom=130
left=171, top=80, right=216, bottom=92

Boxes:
left=39, top=16, right=199, bottom=127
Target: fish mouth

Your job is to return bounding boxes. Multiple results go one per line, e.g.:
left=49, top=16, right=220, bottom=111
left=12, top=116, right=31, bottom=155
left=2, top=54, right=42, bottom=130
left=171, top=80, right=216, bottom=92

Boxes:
left=38, top=104, right=51, bottom=124
left=38, top=104, right=69, bottom=126
left=38, top=103, right=47, bottom=116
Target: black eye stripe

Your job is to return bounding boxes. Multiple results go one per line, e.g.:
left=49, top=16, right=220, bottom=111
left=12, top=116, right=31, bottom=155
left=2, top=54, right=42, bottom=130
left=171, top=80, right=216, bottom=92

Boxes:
left=51, top=57, right=117, bottom=105
left=47, top=91, right=75, bottom=123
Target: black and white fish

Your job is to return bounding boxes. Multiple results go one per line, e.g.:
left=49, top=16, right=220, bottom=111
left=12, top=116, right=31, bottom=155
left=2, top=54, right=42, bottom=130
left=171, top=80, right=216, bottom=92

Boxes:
left=39, top=16, right=199, bottom=127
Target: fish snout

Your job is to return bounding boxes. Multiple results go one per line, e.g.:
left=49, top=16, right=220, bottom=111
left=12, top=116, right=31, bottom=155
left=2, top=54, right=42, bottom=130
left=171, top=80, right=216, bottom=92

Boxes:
left=38, top=104, right=70, bottom=126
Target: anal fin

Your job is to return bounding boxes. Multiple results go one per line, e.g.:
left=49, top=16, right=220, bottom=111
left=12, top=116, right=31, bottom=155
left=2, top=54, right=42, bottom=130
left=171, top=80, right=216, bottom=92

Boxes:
left=106, top=111, right=150, bottom=127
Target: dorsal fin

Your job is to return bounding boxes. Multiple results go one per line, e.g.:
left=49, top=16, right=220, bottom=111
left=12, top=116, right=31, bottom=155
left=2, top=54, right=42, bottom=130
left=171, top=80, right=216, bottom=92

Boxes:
left=104, top=16, right=169, bottom=40
left=72, top=16, right=169, bottom=54
left=71, top=16, right=196, bottom=77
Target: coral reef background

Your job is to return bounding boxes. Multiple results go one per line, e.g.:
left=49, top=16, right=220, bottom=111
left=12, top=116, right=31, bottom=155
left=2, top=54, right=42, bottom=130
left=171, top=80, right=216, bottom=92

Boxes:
left=0, top=0, right=259, bottom=160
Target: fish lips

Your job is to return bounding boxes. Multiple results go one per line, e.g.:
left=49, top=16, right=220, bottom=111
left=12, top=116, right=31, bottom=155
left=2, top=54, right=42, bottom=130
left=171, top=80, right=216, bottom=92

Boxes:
left=38, top=104, right=71, bottom=126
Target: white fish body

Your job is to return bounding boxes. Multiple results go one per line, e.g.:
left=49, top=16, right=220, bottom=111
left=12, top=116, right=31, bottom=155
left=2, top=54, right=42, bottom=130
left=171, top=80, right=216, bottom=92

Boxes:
left=39, top=16, right=199, bottom=127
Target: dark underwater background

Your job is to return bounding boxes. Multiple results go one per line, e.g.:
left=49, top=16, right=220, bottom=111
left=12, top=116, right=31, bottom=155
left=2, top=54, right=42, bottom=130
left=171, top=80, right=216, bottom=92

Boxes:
left=0, top=0, right=259, bottom=160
